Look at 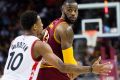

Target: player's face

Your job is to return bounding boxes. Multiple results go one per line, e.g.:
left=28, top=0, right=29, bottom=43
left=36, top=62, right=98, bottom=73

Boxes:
left=35, top=16, right=43, bottom=37
left=63, top=2, right=78, bottom=23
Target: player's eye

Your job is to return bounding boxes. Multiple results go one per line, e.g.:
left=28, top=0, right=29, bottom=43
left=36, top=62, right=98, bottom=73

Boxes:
left=68, top=9, right=72, bottom=12
left=74, top=9, right=77, bottom=12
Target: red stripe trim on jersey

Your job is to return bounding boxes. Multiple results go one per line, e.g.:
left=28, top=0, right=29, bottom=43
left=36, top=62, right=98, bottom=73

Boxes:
left=29, top=62, right=39, bottom=80
left=31, top=40, right=42, bottom=61
left=49, top=18, right=65, bottom=44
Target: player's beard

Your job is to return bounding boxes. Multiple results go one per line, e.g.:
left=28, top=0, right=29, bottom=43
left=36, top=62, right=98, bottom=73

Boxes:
left=64, top=13, right=76, bottom=24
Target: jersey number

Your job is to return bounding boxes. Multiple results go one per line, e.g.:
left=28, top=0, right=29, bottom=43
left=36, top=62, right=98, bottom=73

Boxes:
left=7, top=52, right=23, bottom=71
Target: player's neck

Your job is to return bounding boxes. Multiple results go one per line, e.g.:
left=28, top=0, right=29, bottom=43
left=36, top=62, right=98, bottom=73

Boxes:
left=23, top=31, right=36, bottom=36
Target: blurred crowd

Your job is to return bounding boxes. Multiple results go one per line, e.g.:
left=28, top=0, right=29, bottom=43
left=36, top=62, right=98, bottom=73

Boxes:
left=0, top=0, right=120, bottom=78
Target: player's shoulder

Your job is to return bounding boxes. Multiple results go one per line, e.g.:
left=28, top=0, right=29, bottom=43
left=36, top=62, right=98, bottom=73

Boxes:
left=56, top=21, right=69, bottom=32
left=34, top=40, right=52, bottom=54
left=13, top=35, right=22, bottom=40
left=59, top=21, right=69, bottom=28
left=10, top=35, right=22, bottom=44
left=34, top=40, right=50, bottom=49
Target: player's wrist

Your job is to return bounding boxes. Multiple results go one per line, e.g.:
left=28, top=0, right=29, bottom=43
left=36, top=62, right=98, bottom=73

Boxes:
left=90, top=65, right=93, bottom=73
left=91, top=65, right=99, bottom=74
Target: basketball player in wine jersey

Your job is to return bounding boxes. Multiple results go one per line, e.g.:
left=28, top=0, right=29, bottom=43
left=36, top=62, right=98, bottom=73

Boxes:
left=37, top=0, right=113, bottom=80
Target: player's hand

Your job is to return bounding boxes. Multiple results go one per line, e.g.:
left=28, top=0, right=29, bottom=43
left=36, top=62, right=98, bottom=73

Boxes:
left=92, top=57, right=113, bottom=75
left=41, top=58, right=50, bottom=65
left=39, top=29, right=46, bottom=40
left=42, top=29, right=49, bottom=42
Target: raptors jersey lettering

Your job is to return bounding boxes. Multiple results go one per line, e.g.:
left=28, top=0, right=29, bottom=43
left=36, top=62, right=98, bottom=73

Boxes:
left=2, top=35, right=41, bottom=80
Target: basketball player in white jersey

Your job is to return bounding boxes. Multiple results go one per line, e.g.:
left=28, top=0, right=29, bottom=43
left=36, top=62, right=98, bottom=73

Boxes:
left=1, top=11, right=112, bottom=80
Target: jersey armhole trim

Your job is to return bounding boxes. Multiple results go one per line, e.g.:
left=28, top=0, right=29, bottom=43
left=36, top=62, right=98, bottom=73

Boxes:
left=54, top=28, right=61, bottom=44
left=53, top=22, right=67, bottom=44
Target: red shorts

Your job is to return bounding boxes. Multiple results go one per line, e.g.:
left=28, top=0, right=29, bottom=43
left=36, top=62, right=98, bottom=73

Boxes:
left=36, top=67, right=70, bottom=80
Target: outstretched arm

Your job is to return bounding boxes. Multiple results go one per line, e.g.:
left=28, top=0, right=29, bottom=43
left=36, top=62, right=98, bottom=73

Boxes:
left=53, top=23, right=112, bottom=76
left=33, top=41, right=112, bottom=75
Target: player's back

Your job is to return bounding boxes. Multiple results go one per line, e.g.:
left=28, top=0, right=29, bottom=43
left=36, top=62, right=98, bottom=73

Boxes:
left=40, top=18, right=65, bottom=67
left=38, top=18, right=70, bottom=80
left=2, top=35, right=41, bottom=80
left=47, top=18, right=65, bottom=59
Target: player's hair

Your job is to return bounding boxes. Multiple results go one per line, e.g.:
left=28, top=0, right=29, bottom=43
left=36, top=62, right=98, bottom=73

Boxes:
left=63, top=0, right=77, bottom=5
left=20, top=10, right=38, bottom=30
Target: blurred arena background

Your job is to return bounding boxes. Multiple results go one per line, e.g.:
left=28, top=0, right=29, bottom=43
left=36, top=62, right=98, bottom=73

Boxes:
left=0, top=0, right=120, bottom=80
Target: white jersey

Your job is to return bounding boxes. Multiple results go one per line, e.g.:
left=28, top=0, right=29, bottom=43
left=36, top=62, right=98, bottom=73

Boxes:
left=2, top=35, right=41, bottom=80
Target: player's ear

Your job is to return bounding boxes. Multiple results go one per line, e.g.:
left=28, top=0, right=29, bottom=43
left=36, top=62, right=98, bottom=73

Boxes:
left=61, top=6, right=63, bottom=11
left=61, top=4, right=64, bottom=11
left=33, top=24, right=37, bottom=30
left=61, top=6, right=65, bottom=14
